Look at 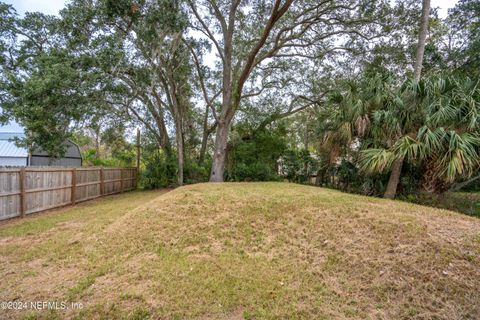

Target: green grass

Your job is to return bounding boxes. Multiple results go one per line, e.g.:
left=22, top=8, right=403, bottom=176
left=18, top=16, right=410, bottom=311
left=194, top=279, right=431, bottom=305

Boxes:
left=1, top=183, right=479, bottom=319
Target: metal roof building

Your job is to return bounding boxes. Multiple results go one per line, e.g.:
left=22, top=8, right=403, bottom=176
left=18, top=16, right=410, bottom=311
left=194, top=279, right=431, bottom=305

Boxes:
left=0, top=122, right=82, bottom=167
left=0, top=131, right=29, bottom=166
left=30, top=139, right=83, bottom=167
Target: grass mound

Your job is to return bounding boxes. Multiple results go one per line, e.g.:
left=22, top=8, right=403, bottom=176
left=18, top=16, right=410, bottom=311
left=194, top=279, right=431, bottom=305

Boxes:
left=0, top=183, right=479, bottom=319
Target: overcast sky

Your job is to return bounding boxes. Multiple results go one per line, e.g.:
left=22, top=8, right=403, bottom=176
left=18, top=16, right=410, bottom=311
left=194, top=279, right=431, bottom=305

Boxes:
left=4, top=0, right=460, bottom=18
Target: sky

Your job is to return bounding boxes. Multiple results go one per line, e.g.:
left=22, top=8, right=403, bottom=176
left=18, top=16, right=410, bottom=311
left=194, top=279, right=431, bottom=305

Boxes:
left=4, top=0, right=67, bottom=16
left=4, top=0, right=460, bottom=18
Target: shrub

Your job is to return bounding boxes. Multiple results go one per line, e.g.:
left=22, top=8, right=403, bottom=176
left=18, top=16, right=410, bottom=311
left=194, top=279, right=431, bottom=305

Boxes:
left=230, top=162, right=278, bottom=181
left=184, top=161, right=210, bottom=184
left=141, top=151, right=177, bottom=189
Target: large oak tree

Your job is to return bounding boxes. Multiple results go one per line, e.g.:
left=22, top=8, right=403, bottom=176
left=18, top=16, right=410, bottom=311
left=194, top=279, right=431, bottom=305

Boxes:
left=187, top=0, right=386, bottom=181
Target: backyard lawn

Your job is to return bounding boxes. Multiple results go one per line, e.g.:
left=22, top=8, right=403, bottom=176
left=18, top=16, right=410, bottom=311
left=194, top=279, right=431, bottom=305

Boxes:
left=0, top=183, right=479, bottom=319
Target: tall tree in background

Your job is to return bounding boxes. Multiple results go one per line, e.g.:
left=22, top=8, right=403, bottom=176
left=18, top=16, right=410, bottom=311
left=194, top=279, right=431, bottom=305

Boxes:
left=3, top=0, right=477, bottom=193
left=187, top=0, right=385, bottom=182
left=0, top=7, right=105, bottom=156
left=383, top=0, right=430, bottom=199
left=447, top=0, right=480, bottom=77
left=61, top=0, right=199, bottom=185
left=0, top=3, right=15, bottom=113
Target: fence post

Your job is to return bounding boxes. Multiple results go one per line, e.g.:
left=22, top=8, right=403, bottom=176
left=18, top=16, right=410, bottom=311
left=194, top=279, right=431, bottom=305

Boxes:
left=136, top=129, right=140, bottom=171
left=131, top=168, right=135, bottom=191
left=134, top=168, right=137, bottom=190
left=120, top=168, right=124, bottom=193
left=19, top=168, right=26, bottom=218
left=71, top=168, right=76, bottom=205
left=100, top=167, right=104, bottom=196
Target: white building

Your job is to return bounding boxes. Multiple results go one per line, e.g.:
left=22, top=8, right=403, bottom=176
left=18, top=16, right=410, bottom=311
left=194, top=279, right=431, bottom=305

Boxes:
left=0, top=121, right=82, bottom=167
left=0, top=122, right=29, bottom=166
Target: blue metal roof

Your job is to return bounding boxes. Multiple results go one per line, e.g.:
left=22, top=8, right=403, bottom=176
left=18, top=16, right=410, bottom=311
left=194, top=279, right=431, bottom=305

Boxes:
left=0, top=132, right=25, bottom=140
left=0, top=120, right=23, bottom=132
left=0, top=121, right=28, bottom=158
left=0, top=140, right=28, bottom=158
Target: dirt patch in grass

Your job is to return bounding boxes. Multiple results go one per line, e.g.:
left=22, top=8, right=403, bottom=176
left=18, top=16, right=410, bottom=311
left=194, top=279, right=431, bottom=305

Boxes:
left=0, top=183, right=479, bottom=319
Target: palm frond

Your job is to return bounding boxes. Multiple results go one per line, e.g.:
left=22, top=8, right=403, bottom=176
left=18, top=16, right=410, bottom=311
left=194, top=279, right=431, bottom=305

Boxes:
left=417, top=126, right=445, bottom=153
left=359, top=148, right=396, bottom=174
left=392, top=135, right=424, bottom=160
left=355, top=115, right=370, bottom=137
left=439, top=131, right=480, bottom=181
left=427, top=100, right=458, bottom=126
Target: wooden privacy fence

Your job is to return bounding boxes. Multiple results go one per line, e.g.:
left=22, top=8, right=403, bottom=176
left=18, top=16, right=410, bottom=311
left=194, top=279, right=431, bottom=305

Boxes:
left=0, top=167, right=138, bottom=221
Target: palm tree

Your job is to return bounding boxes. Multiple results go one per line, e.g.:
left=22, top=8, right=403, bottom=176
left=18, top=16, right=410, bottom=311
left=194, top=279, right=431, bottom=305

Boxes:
left=382, top=0, right=431, bottom=199
left=359, top=75, right=480, bottom=193
left=315, top=74, right=398, bottom=190
left=318, top=72, right=480, bottom=195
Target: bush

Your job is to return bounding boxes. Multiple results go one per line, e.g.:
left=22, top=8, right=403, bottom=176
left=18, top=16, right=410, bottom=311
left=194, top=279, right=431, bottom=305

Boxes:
left=228, top=127, right=287, bottom=182
left=230, top=162, right=280, bottom=181
left=81, top=148, right=135, bottom=167
left=336, top=160, right=360, bottom=190
left=141, top=151, right=177, bottom=189
left=280, top=149, right=317, bottom=183
left=184, top=161, right=210, bottom=184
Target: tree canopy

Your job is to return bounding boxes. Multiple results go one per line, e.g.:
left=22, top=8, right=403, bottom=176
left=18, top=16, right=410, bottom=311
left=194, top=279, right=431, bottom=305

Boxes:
left=0, top=0, right=479, bottom=198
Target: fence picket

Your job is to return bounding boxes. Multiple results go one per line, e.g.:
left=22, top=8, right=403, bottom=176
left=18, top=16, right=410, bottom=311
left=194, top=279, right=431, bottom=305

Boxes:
left=0, top=166, right=137, bottom=221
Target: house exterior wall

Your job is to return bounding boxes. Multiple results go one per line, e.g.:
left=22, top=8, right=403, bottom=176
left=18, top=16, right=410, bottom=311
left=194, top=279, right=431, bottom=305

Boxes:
left=0, top=157, right=27, bottom=166
left=30, top=156, right=81, bottom=167
left=30, top=139, right=82, bottom=167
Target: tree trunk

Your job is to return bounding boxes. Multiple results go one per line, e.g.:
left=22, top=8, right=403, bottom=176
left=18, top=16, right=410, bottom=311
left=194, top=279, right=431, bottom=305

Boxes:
left=175, top=118, right=184, bottom=186
left=199, top=124, right=217, bottom=165
left=155, top=112, right=172, bottom=155
left=94, top=127, right=100, bottom=160
left=421, top=159, right=437, bottom=193
left=315, top=168, right=324, bottom=186
left=198, top=135, right=208, bottom=165
left=413, top=0, right=431, bottom=81
left=95, top=136, right=100, bottom=160
left=203, top=0, right=294, bottom=182
left=420, top=158, right=449, bottom=193
left=210, top=120, right=230, bottom=182
left=198, top=105, right=210, bottom=165
left=304, top=115, right=309, bottom=149
left=161, top=61, right=186, bottom=186
left=170, top=101, right=184, bottom=186
left=383, top=0, right=430, bottom=199
left=198, top=105, right=217, bottom=165
left=384, top=158, right=404, bottom=199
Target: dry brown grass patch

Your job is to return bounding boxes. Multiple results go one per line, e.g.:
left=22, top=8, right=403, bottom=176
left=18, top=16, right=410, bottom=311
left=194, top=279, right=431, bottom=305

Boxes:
left=0, top=183, right=479, bottom=319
